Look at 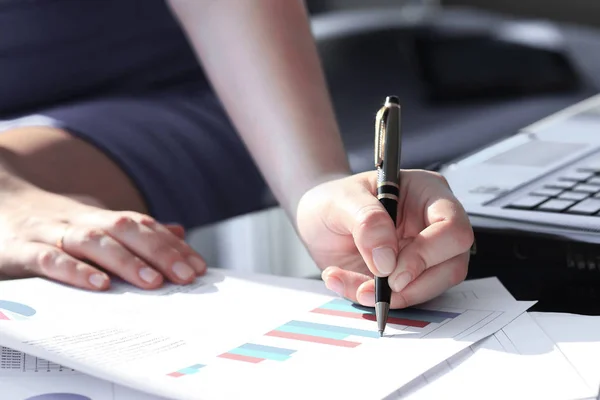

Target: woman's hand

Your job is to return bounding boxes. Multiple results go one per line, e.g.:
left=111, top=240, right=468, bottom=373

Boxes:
left=296, top=170, right=474, bottom=309
left=0, top=187, right=206, bottom=290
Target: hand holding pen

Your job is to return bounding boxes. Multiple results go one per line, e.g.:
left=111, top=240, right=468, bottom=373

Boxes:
left=296, top=98, right=474, bottom=333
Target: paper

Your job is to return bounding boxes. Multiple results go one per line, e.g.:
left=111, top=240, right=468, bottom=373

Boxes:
left=0, top=345, right=165, bottom=400
left=394, top=277, right=595, bottom=400
left=0, top=269, right=533, bottom=400
left=531, top=312, right=600, bottom=392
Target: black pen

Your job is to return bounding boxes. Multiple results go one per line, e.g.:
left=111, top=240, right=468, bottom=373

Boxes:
left=374, top=95, right=402, bottom=336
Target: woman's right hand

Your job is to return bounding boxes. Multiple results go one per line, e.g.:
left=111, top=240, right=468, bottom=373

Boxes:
left=0, top=186, right=207, bottom=290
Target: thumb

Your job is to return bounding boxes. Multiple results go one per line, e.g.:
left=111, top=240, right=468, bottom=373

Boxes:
left=336, top=188, right=398, bottom=277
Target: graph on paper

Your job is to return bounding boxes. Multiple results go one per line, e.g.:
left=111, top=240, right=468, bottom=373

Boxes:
left=0, top=346, right=75, bottom=375
left=167, top=298, right=465, bottom=375
left=0, top=300, right=36, bottom=320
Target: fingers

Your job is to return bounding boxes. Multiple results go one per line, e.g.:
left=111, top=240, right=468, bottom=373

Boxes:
left=0, top=241, right=110, bottom=291
left=71, top=212, right=204, bottom=285
left=388, top=197, right=473, bottom=293
left=331, top=186, right=398, bottom=277
left=321, top=266, right=371, bottom=303
left=60, top=225, right=165, bottom=289
left=141, top=220, right=207, bottom=275
left=165, top=224, right=186, bottom=239
left=386, top=252, right=470, bottom=308
left=323, top=251, right=469, bottom=309
left=97, top=215, right=198, bottom=285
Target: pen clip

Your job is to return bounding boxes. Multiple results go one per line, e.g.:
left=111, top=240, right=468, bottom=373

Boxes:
left=374, top=105, right=388, bottom=169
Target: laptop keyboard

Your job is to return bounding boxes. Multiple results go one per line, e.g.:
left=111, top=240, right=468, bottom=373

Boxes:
left=506, top=163, right=600, bottom=216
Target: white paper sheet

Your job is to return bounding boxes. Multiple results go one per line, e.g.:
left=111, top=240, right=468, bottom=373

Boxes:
left=0, top=269, right=534, bottom=400
left=0, top=345, right=166, bottom=400
left=530, top=311, right=600, bottom=393
left=394, top=278, right=595, bottom=400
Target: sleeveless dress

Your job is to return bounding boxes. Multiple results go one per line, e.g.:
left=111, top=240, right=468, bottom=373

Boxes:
left=0, top=0, right=269, bottom=228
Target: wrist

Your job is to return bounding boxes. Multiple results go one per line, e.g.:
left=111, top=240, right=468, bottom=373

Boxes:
left=0, top=150, right=40, bottom=197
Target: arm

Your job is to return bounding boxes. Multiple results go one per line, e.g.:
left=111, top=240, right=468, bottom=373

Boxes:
left=167, top=0, right=351, bottom=223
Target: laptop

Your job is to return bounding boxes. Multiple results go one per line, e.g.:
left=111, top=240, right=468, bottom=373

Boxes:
left=440, top=93, right=600, bottom=238
left=439, top=94, right=600, bottom=311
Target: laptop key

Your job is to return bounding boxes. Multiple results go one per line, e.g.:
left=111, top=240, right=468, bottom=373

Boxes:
left=559, top=171, right=595, bottom=182
left=507, top=195, right=549, bottom=209
left=572, top=183, right=600, bottom=194
left=535, top=199, right=576, bottom=212
left=545, top=180, right=577, bottom=190
left=530, top=187, right=563, bottom=197
left=587, top=176, right=600, bottom=186
left=565, top=198, right=600, bottom=215
left=559, top=191, right=589, bottom=201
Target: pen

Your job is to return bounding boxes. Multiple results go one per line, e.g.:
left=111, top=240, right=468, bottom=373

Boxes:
left=374, top=95, right=402, bottom=336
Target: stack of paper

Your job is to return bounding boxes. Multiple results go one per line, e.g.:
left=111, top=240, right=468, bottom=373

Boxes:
left=0, top=270, right=597, bottom=399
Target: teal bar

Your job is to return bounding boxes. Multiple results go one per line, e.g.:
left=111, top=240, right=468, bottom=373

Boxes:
left=229, top=347, right=290, bottom=362
left=287, top=320, right=379, bottom=338
left=319, top=299, right=365, bottom=314
left=276, top=324, right=349, bottom=340
left=178, top=365, right=205, bottom=374
left=239, top=343, right=296, bottom=355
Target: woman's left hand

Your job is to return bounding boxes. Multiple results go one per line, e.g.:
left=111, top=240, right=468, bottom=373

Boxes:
left=296, top=170, right=474, bottom=308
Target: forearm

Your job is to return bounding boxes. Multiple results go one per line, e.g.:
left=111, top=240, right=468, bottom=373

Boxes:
left=168, top=0, right=351, bottom=221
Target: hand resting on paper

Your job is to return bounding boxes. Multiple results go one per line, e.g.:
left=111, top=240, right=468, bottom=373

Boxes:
left=0, top=183, right=206, bottom=290
left=296, top=170, right=474, bottom=309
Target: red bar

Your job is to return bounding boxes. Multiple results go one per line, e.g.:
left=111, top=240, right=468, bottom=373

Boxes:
left=0, top=311, right=9, bottom=320
left=266, top=330, right=360, bottom=348
left=218, top=353, right=264, bottom=363
left=167, top=371, right=184, bottom=378
left=311, top=307, right=429, bottom=328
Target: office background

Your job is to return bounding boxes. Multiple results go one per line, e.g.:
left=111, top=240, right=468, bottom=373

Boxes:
left=187, top=0, right=600, bottom=279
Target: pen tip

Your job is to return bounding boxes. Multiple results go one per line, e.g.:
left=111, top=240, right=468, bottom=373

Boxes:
left=379, top=330, right=384, bottom=337
left=386, top=95, right=400, bottom=105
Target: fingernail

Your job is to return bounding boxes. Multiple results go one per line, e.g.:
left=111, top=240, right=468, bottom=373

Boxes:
left=89, top=273, right=107, bottom=288
left=358, top=291, right=375, bottom=307
left=372, top=247, right=396, bottom=275
left=391, top=271, right=413, bottom=292
left=172, top=262, right=194, bottom=281
left=139, top=267, right=160, bottom=283
left=187, top=256, right=206, bottom=275
left=325, top=277, right=344, bottom=297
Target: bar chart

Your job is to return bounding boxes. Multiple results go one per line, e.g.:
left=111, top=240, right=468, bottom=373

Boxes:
left=167, top=297, right=466, bottom=375
left=167, top=364, right=206, bottom=378
left=218, top=343, right=296, bottom=363
left=311, top=299, right=461, bottom=328
left=265, top=320, right=379, bottom=348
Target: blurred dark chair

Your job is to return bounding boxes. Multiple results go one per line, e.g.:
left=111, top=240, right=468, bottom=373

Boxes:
left=309, top=4, right=600, bottom=172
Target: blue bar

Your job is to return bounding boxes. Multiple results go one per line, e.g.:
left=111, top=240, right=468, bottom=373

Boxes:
left=320, top=299, right=460, bottom=323
left=239, top=343, right=296, bottom=356
left=0, top=300, right=36, bottom=317
left=178, top=364, right=205, bottom=374
left=229, top=348, right=290, bottom=361
left=287, top=320, right=380, bottom=338
left=276, top=324, right=349, bottom=340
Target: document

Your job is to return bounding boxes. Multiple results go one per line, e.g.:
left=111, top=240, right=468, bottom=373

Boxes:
left=394, top=278, right=595, bottom=400
left=530, top=311, right=600, bottom=392
left=0, top=346, right=165, bottom=400
left=0, top=269, right=533, bottom=400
